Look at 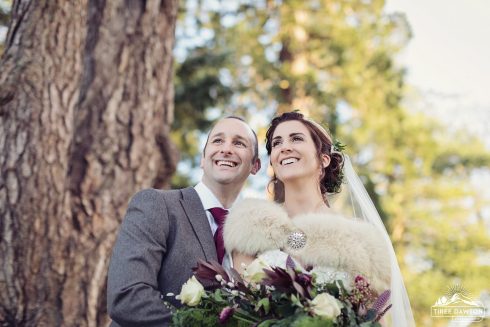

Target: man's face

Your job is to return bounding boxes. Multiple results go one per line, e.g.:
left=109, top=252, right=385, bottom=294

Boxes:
left=201, top=118, right=260, bottom=188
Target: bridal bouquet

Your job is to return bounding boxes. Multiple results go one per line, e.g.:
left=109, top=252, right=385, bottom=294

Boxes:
left=167, top=258, right=391, bottom=326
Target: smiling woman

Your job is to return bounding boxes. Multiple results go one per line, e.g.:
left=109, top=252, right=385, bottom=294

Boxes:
left=265, top=112, right=344, bottom=205
left=270, top=121, right=329, bottom=198
left=224, top=111, right=415, bottom=326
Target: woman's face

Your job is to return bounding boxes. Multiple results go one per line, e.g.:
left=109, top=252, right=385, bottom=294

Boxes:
left=270, top=120, right=327, bottom=184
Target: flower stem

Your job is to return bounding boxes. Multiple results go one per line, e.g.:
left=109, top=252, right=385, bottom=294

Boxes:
left=233, top=309, right=260, bottom=323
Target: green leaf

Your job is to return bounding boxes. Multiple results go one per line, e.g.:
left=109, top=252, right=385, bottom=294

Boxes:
left=255, top=297, right=271, bottom=314
left=213, top=289, right=224, bottom=302
left=290, top=294, right=304, bottom=308
left=257, top=319, right=279, bottom=327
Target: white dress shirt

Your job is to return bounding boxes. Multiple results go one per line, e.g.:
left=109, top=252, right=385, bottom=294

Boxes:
left=194, top=182, right=234, bottom=269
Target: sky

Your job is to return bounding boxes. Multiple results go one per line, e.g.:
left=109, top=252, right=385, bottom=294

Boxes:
left=385, top=0, right=490, bottom=221
left=384, top=0, right=490, bottom=147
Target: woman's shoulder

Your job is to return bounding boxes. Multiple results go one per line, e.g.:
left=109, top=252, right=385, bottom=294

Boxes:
left=292, top=212, right=391, bottom=292
left=228, top=198, right=287, bottom=220
left=224, top=198, right=293, bottom=255
left=227, top=199, right=358, bottom=225
left=292, top=210, right=380, bottom=235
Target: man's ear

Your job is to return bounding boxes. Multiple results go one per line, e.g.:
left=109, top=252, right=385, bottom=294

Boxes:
left=321, top=154, right=331, bottom=168
left=251, top=158, right=261, bottom=175
left=200, top=155, right=204, bottom=169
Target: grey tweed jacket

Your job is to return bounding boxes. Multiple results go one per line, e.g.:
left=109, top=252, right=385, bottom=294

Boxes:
left=107, top=187, right=217, bottom=327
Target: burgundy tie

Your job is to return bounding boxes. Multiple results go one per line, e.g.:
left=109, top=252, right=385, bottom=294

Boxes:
left=209, top=207, right=228, bottom=264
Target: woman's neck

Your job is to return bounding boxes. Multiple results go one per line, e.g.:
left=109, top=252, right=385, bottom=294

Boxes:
left=283, top=179, right=330, bottom=217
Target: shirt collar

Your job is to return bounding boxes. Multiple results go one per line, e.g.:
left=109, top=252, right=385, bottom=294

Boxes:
left=194, top=181, right=224, bottom=210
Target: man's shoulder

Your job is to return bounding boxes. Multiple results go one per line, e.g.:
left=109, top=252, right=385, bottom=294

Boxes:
left=124, top=187, right=201, bottom=221
left=130, top=187, right=197, bottom=202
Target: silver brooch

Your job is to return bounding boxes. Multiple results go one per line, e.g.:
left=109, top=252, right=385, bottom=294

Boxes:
left=287, top=231, right=307, bottom=250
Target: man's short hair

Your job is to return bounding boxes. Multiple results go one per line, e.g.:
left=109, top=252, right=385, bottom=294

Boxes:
left=203, top=116, right=259, bottom=162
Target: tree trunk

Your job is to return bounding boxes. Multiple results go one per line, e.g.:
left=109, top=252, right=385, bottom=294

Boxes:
left=0, top=0, right=178, bottom=326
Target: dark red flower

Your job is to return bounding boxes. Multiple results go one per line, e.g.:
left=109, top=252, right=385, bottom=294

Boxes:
left=219, top=306, right=235, bottom=324
left=296, top=272, right=312, bottom=286
left=261, top=266, right=314, bottom=299
left=192, top=259, right=230, bottom=288
left=354, top=275, right=367, bottom=284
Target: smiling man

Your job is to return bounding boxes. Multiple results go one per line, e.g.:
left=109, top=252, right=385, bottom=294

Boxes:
left=107, top=116, right=261, bottom=327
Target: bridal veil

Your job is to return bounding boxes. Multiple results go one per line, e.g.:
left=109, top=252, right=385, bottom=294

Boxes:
left=333, top=155, right=416, bottom=326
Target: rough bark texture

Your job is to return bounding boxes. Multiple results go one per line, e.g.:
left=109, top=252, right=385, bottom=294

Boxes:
left=0, top=0, right=178, bottom=326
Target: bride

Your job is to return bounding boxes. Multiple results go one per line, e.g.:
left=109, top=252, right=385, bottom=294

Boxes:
left=223, top=111, right=415, bottom=326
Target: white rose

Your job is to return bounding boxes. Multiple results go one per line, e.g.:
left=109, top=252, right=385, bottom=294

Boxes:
left=311, top=293, right=342, bottom=318
left=244, top=257, right=270, bottom=283
left=178, top=276, right=205, bottom=306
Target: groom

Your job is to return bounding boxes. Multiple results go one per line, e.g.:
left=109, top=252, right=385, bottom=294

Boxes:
left=107, top=116, right=261, bottom=326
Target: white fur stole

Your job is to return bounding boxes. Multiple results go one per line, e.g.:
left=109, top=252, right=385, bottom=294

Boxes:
left=224, top=199, right=391, bottom=292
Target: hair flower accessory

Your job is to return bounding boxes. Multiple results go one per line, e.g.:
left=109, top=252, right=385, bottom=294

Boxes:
left=331, top=139, right=346, bottom=155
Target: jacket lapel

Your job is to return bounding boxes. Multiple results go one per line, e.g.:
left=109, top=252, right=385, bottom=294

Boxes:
left=180, top=187, right=218, bottom=261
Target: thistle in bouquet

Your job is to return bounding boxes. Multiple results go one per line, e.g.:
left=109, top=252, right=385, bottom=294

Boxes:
left=168, top=257, right=392, bottom=326
left=255, top=257, right=391, bottom=326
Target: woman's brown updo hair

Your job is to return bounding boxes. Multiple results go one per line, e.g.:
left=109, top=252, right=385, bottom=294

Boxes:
left=265, top=111, right=344, bottom=203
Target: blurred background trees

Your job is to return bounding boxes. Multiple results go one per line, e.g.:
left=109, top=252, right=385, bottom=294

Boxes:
left=1, top=0, right=489, bottom=325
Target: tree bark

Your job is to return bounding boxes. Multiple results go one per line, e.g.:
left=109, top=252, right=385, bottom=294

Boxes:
left=0, top=0, right=178, bottom=326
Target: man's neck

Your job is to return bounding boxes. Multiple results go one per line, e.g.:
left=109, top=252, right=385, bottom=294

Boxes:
left=202, top=180, right=242, bottom=208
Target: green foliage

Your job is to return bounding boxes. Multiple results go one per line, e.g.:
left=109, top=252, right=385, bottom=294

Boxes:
left=173, top=48, right=233, bottom=134
left=0, top=0, right=11, bottom=25
left=171, top=46, right=234, bottom=187
left=260, top=314, right=335, bottom=327
left=0, top=0, right=12, bottom=54
left=170, top=306, right=221, bottom=326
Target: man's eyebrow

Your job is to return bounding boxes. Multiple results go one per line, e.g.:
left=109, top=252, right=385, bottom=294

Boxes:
left=210, top=132, right=225, bottom=138
left=234, top=135, right=250, bottom=142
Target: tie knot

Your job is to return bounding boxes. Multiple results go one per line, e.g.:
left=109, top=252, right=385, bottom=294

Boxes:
left=209, top=207, right=228, bottom=225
